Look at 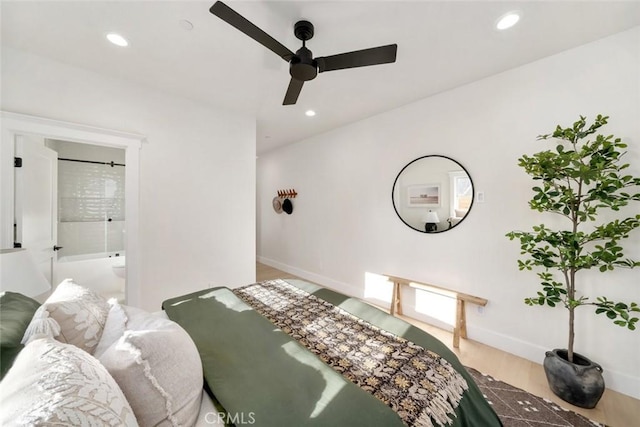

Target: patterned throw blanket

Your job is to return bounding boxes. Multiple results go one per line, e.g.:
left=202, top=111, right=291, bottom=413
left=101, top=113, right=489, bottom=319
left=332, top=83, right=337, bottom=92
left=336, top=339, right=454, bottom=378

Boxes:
left=234, top=280, right=469, bottom=427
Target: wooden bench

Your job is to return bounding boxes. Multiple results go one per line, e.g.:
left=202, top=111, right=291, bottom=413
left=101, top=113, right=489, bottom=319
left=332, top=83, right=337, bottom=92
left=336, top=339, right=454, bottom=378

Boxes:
left=383, top=275, right=488, bottom=348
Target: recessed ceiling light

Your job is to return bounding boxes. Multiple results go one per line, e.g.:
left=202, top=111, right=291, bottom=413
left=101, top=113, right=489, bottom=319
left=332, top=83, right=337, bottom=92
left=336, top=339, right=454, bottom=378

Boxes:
left=106, top=33, right=129, bottom=47
left=496, top=11, right=521, bottom=30
left=305, top=110, right=316, bottom=117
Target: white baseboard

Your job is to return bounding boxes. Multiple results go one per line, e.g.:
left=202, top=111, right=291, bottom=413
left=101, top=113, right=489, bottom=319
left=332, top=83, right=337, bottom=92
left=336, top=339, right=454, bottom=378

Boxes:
left=256, top=256, right=639, bottom=400
left=466, top=324, right=640, bottom=400
left=257, top=256, right=364, bottom=298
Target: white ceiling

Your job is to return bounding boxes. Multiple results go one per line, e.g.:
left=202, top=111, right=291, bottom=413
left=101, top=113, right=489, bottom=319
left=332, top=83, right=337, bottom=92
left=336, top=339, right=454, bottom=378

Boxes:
left=2, top=1, right=639, bottom=154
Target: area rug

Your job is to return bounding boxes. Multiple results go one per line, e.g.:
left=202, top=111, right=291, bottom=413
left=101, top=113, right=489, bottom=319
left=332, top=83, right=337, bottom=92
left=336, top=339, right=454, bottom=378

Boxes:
left=465, top=367, right=605, bottom=427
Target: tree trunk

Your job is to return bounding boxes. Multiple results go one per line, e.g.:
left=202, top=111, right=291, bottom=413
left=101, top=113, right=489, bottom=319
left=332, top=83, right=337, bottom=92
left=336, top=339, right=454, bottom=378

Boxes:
left=568, top=306, right=575, bottom=363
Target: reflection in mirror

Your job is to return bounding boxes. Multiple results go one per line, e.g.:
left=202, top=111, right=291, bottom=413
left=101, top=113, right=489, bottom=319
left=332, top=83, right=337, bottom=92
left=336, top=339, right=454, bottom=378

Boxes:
left=392, top=155, right=474, bottom=233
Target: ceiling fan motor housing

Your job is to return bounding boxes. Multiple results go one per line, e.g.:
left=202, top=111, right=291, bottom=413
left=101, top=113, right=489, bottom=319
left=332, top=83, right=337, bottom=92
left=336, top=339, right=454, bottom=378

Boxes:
left=290, top=46, right=318, bottom=81
left=290, top=20, right=318, bottom=81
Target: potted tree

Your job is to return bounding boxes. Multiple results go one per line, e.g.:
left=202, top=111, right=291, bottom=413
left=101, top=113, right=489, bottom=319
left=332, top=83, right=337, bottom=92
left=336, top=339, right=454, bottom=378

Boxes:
left=506, top=114, right=640, bottom=408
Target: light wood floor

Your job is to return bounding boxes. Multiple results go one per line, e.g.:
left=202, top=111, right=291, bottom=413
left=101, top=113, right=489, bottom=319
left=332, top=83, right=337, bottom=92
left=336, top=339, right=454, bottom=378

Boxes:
left=257, top=262, right=639, bottom=426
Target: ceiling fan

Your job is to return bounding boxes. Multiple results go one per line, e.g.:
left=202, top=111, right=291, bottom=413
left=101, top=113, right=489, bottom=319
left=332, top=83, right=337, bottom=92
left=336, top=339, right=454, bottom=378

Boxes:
left=209, top=1, right=398, bottom=105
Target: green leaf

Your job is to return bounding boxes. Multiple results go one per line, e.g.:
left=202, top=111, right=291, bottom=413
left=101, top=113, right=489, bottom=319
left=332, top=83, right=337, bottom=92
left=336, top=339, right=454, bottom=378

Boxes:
left=506, top=114, right=640, bottom=336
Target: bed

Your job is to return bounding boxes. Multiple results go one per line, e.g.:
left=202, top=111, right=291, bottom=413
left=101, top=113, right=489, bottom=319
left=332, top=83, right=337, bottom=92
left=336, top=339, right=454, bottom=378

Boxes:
left=0, top=277, right=501, bottom=426
left=163, top=278, right=502, bottom=427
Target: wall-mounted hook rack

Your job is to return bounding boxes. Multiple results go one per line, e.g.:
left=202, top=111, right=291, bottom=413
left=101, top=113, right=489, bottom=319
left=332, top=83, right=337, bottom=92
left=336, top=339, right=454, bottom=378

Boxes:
left=277, top=189, right=297, bottom=198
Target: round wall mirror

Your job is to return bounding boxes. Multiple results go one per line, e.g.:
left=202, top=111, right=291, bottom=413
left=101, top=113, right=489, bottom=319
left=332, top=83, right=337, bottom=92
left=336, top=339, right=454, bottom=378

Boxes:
left=392, top=155, right=474, bottom=233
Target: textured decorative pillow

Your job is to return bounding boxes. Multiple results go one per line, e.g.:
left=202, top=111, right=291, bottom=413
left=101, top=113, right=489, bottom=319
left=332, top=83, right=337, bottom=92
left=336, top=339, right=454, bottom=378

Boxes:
left=0, top=292, right=41, bottom=379
left=22, top=279, right=109, bottom=354
left=99, top=306, right=203, bottom=427
left=94, top=302, right=166, bottom=358
left=0, top=336, right=138, bottom=426
left=93, top=299, right=129, bottom=358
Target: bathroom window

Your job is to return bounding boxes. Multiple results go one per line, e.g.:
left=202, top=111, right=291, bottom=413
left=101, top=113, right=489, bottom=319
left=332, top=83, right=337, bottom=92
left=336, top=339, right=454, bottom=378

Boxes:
left=48, top=140, right=125, bottom=260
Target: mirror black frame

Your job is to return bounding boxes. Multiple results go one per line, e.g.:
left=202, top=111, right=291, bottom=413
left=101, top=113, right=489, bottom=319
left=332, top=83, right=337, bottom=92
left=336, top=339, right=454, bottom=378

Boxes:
left=391, top=155, right=474, bottom=234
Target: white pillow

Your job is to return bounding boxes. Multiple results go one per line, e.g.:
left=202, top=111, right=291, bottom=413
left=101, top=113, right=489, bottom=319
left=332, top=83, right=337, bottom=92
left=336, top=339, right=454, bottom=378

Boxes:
left=93, top=299, right=129, bottom=358
left=94, top=302, right=169, bottom=357
left=22, top=279, right=110, bottom=354
left=0, top=336, right=138, bottom=426
left=99, top=304, right=203, bottom=427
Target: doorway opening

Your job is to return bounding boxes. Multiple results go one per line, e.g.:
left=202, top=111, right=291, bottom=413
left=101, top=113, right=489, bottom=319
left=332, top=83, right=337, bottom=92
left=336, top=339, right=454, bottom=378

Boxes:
left=49, top=139, right=127, bottom=301
left=1, top=112, right=143, bottom=305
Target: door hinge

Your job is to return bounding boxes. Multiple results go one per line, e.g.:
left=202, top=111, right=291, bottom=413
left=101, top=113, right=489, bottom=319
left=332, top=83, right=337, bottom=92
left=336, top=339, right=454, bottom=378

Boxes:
left=14, top=157, right=23, bottom=167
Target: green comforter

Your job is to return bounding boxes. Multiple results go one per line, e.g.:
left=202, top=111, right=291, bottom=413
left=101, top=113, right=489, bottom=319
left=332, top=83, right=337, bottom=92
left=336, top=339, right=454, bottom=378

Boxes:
left=163, top=279, right=501, bottom=427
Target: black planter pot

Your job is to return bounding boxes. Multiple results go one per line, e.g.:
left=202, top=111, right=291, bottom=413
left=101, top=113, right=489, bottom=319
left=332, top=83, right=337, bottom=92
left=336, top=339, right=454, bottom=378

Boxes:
left=543, top=349, right=605, bottom=409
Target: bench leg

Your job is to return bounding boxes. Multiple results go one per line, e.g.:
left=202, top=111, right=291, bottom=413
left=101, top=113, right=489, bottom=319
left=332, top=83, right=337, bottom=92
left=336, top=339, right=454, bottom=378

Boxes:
left=454, top=299, right=467, bottom=348
left=391, top=282, right=403, bottom=316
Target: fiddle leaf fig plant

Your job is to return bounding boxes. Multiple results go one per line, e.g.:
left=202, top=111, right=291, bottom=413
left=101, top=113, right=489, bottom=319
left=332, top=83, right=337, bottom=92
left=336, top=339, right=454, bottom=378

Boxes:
left=506, top=114, right=640, bottom=363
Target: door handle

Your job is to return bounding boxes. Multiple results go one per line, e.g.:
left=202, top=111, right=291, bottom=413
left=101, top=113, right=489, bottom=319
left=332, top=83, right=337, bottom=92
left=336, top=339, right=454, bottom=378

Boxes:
left=53, top=245, right=63, bottom=251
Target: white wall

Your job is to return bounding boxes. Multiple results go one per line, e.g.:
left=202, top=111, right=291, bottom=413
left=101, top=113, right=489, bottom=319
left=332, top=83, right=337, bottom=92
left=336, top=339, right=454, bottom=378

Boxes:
left=2, top=47, right=256, bottom=311
left=257, top=27, right=640, bottom=398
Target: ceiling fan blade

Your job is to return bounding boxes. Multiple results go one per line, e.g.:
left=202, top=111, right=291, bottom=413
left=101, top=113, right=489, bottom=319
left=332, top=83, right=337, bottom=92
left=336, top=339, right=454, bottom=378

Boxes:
left=210, top=1, right=294, bottom=61
left=316, top=44, right=397, bottom=73
left=283, top=78, right=304, bottom=105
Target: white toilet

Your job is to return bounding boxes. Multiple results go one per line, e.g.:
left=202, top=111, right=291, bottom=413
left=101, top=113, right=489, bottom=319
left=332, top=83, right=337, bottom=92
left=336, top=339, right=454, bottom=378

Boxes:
left=112, top=257, right=126, bottom=279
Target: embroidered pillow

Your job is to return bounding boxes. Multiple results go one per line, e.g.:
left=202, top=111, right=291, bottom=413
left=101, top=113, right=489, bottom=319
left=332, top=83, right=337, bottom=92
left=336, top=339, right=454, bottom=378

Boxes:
left=22, top=279, right=109, bottom=354
left=0, top=336, right=138, bottom=426
left=99, top=306, right=203, bottom=427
